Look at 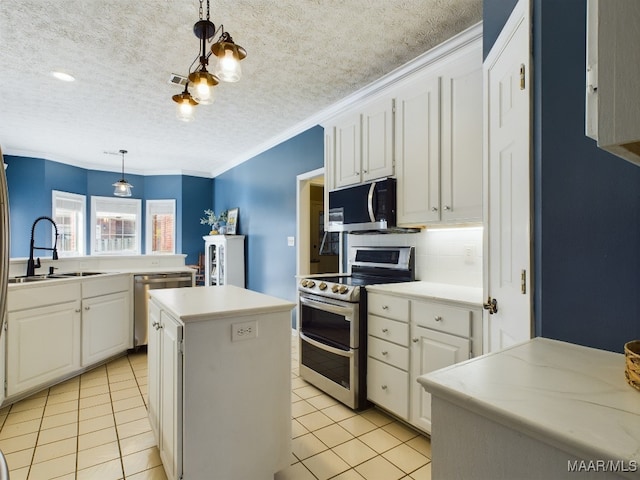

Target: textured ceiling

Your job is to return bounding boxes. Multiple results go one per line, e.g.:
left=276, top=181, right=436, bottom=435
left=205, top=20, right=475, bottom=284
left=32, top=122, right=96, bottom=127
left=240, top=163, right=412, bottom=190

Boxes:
left=0, top=0, right=481, bottom=177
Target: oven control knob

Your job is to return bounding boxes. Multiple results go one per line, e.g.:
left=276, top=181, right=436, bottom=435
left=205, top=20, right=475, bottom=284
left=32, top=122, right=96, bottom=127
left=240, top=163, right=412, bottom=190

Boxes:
left=301, top=280, right=308, bottom=287
left=338, top=285, right=349, bottom=294
left=306, top=280, right=316, bottom=288
left=318, top=282, right=327, bottom=291
left=331, top=285, right=340, bottom=293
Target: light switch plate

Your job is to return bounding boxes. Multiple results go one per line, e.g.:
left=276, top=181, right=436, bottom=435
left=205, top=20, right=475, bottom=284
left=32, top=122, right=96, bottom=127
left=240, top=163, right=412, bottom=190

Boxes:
left=287, top=236, right=295, bottom=247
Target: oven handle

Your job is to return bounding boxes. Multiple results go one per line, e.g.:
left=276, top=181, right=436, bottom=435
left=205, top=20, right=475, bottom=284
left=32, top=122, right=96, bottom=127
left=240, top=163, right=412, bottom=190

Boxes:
left=299, top=295, right=354, bottom=320
left=300, top=332, right=354, bottom=358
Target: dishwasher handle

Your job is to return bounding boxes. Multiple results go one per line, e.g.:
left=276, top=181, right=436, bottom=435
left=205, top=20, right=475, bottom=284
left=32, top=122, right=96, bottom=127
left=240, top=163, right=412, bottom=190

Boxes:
left=135, top=276, right=193, bottom=284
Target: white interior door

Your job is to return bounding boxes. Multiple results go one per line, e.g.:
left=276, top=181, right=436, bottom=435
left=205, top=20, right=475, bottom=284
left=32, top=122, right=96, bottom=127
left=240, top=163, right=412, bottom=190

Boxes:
left=483, top=0, right=533, bottom=352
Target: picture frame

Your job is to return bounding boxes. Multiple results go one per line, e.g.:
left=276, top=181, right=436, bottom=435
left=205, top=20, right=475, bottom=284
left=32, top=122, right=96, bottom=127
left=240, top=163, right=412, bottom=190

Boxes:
left=226, top=208, right=239, bottom=234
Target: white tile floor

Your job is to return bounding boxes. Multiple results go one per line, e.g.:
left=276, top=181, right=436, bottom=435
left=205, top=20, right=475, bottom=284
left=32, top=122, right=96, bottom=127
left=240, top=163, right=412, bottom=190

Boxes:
left=0, top=336, right=431, bottom=479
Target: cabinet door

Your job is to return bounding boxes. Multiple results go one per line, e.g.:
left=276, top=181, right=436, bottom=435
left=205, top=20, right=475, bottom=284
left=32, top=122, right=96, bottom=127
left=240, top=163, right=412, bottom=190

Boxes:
left=6, top=301, right=81, bottom=397
left=395, top=72, right=441, bottom=225
left=159, top=311, right=183, bottom=480
left=82, top=291, right=131, bottom=366
left=147, top=300, right=161, bottom=440
left=410, top=325, right=469, bottom=433
left=361, top=97, right=394, bottom=182
left=334, top=112, right=362, bottom=188
left=440, top=46, right=483, bottom=223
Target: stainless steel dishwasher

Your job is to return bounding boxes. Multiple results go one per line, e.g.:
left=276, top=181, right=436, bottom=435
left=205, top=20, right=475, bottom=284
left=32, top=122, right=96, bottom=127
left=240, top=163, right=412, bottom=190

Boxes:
left=134, top=272, right=193, bottom=347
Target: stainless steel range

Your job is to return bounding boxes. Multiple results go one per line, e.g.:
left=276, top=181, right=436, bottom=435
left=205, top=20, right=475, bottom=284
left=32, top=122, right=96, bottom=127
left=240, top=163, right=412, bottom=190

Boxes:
left=298, top=246, right=414, bottom=410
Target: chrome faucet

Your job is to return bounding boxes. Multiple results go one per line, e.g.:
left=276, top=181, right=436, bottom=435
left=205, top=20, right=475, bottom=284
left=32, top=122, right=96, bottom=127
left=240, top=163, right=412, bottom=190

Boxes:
left=26, top=216, right=59, bottom=276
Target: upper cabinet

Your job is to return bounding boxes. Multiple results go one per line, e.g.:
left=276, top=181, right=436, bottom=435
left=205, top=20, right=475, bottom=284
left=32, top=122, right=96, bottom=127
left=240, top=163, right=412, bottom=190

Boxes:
left=322, top=25, right=482, bottom=225
left=586, top=0, right=640, bottom=166
left=396, top=41, right=482, bottom=226
left=328, top=96, right=395, bottom=189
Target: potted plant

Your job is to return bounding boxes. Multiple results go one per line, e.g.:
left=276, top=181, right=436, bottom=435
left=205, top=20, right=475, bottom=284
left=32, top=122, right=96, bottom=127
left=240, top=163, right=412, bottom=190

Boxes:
left=200, top=209, right=228, bottom=234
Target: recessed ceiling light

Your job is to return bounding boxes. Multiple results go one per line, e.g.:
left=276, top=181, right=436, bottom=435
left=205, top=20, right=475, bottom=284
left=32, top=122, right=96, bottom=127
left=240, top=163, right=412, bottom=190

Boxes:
left=51, top=71, right=75, bottom=82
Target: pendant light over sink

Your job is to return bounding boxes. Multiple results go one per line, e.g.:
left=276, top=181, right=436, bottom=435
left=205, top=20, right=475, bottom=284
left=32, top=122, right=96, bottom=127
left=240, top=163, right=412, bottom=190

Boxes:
left=171, top=0, right=247, bottom=122
left=112, top=149, right=133, bottom=197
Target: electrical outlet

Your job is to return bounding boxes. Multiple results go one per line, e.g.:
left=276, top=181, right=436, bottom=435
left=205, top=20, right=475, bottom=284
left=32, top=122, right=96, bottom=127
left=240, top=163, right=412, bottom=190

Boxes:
left=231, top=321, right=258, bottom=342
left=464, top=244, right=476, bottom=265
left=287, top=236, right=295, bottom=247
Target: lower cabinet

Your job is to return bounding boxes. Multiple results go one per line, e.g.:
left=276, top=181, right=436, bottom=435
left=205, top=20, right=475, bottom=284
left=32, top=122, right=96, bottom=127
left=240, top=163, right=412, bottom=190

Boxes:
left=367, top=291, right=480, bottom=434
left=148, top=292, right=291, bottom=480
left=6, top=300, right=81, bottom=397
left=409, top=324, right=470, bottom=433
left=81, top=291, right=130, bottom=366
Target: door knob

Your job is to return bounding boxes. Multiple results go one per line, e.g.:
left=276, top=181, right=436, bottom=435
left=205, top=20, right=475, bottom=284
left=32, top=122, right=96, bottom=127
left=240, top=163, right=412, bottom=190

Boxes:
left=483, top=297, right=498, bottom=315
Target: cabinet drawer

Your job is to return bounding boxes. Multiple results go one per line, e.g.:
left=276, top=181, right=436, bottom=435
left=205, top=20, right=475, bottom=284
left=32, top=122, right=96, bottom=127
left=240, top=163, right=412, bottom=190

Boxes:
left=367, top=358, right=409, bottom=419
left=82, top=274, right=130, bottom=298
left=8, top=282, right=81, bottom=311
left=368, top=315, right=409, bottom=346
left=368, top=294, right=409, bottom=322
left=412, top=301, right=472, bottom=338
left=368, top=336, right=409, bottom=371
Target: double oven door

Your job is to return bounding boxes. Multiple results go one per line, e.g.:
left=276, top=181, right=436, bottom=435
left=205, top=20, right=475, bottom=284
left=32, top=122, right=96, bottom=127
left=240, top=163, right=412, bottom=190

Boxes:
left=298, top=292, right=366, bottom=410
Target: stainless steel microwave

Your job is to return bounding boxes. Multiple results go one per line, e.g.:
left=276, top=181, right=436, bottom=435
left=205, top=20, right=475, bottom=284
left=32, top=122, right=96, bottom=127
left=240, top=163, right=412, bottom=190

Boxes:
left=326, top=178, right=397, bottom=232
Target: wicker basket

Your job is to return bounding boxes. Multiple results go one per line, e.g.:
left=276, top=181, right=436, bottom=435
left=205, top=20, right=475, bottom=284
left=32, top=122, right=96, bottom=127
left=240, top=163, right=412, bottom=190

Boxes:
left=624, top=340, right=640, bottom=392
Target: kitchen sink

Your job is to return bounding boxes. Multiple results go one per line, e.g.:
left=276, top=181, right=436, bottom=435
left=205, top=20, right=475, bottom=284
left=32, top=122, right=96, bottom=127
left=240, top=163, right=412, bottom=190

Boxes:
left=54, top=271, right=105, bottom=277
left=9, top=275, right=59, bottom=283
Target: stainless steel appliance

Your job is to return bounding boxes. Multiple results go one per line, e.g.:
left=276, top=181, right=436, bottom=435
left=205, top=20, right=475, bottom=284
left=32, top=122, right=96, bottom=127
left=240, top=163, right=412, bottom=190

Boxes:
left=327, top=178, right=397, bottom=232
left=133, top=272, right=193, bottom=347
left=298, top=246, right=414, bottom=410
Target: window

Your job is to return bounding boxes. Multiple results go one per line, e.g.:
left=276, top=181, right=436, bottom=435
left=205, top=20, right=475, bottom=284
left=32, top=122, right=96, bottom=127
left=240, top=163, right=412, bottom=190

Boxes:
left=52, top=190, right=86, bottom=257
left=91, top=196, right=141, bottom=255
left=146, top=199, right=176, bottom=254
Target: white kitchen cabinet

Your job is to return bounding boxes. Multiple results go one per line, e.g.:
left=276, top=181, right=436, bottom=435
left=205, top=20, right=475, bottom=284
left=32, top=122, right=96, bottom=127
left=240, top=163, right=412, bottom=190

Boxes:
left=6, top=300, right=81, bottom=397
left=328, top=96, right=394, bottom=190
left=367, top=293, right=410, bottom=419
left=410, top=324, right=470, bottom=433
left=203, top=235, right=245, bottom=287
left=81, top=274, right=131, bottom=367
left=148, top=285, right=293, bottom=480
left=395, top=39, right=482, bottom=226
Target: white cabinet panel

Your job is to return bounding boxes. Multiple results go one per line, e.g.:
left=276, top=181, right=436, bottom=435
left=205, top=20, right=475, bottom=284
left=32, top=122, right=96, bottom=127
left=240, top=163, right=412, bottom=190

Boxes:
left=334, top=112, right=362, bottom=188
left=6, top=301, right=81, bottom=397
left=368, top=315, right=409, bottom=347
left=410, top=325, right=470, bottom=433
left=367, top=357, right=409, bottom=419
left=81, top=291, right=131, bottom=367
left=361, top=97, right=395, bottom=183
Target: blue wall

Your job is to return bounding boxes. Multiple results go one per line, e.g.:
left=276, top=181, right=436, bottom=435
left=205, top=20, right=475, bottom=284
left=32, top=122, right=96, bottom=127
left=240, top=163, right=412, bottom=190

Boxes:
left=4, top=155, right=211, bottom=265
left=485, top=0, right=640, bottom=352
left=213, top=126, right=324, bottom=304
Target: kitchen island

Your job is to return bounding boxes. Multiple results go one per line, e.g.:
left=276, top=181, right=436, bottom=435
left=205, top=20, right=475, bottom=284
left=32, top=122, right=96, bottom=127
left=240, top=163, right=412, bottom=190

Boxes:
left=418, top=337, right=640, bottom=479
left=148, top=285, right=295, bottom=480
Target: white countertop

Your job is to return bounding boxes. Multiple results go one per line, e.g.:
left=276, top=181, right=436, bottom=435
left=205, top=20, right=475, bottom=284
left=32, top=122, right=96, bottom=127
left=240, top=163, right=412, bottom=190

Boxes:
left=418, top=337, right=640, bottom=465
left=149, top=285, right=295, bottom=323
left=366, top=281, right=483, bottom=306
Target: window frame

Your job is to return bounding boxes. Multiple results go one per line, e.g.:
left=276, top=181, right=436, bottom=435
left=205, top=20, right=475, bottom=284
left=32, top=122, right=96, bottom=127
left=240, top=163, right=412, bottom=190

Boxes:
left=90, top=196, right=142, bottom=255
left=145, top=199, right=176, bottom=255
left=52, top=190, right=86, bottom=257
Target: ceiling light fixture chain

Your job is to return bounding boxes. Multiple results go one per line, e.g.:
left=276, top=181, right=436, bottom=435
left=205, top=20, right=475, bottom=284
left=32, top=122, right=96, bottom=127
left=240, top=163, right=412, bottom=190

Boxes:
left=171, top=0, right=247, bottom=122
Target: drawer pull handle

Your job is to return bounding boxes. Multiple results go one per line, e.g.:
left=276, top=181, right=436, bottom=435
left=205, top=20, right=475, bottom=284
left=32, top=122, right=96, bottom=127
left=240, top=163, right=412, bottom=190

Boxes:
left=434, top=316, right=442, bottom=322
left=412, top=338, right=419, bottom=343
left=84, top=306, right=90, bottom=311
left=381, top=351, right=388, bottom=356
left=381, top=385, right=388, bottom=390
left=382, top=305, right=389, bottom=310
left=382, top=328, right=389, bottom=333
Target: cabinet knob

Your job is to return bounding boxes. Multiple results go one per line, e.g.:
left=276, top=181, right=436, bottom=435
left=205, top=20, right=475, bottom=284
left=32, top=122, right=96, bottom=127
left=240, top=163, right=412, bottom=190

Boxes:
left=84, top=306, right=90, bottom=311
left=412, top=337, right=419, bottom=343
left=431, top=207, right=438, bottom=212
left=381, top=351, right=388, bottom=356
left=382, top=328, right=389, bottom=333
left=381, top=385, right=388, bottom=390
left=382, top=305, right=389, bottom=310
left=443, top=205, right=451, bottom=211
left=434, top=315, right=442, bottom=322
left=75, top=309, right=81, bottom=313
left=363, top=169, right=368, bottom=174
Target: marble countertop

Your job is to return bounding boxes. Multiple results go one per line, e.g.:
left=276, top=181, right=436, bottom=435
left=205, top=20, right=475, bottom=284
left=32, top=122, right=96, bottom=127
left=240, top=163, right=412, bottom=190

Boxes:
left=418, top=337, right=640, bottom=465
left=149, top=285, right=295, bottom=323
left=366, top=281, right=483, bottom=306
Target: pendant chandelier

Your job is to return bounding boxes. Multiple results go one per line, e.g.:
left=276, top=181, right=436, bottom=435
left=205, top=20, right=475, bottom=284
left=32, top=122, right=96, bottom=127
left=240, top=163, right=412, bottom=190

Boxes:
left=112, top=149, right=133, bottom=197
left=172, top=0, right=247, bottom=122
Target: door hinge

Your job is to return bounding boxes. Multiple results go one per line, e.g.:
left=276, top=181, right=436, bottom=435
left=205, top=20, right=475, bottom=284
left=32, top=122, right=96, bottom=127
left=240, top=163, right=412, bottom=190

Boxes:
left=520, top=64, right=526, bottom=90
left=521, top=269, right=527, bottom=294
left=179, top=339, right=185, bottom=355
